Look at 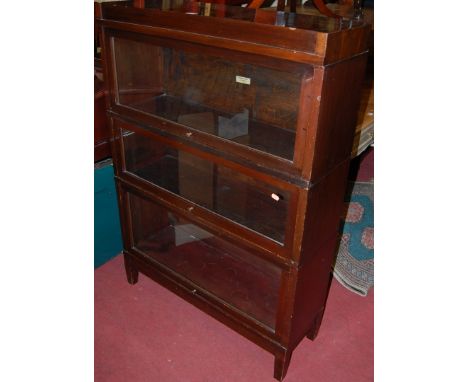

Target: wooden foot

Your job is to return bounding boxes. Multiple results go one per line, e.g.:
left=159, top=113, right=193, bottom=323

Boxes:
left=124, top=254, right=139, bottom=285
left=274, top=351, right=292, bottom=381
left=307, top=307, right=325, bottom=341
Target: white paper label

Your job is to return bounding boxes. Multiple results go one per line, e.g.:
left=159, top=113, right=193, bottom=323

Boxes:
left=236, top=76, right=251, bottom=85
left=271, top=193, right=280, bottom=202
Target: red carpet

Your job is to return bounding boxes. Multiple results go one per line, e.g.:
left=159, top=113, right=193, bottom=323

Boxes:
left=95, top=256, right=373, bottom=382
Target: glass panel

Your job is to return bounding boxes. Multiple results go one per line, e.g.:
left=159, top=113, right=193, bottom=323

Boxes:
left=122, top=129, right=290, bottom=244
left=113, top=37, right=303, bottom=160
left=129, top=192, right=281, bottom=329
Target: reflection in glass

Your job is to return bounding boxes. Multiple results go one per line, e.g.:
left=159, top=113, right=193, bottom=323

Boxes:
left=113, top=38, right=302, bottom=160
left=123, top=129, right=290, bottom=244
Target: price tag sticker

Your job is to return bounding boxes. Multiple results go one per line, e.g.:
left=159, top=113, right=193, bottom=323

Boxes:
left=236, top=76, right=251, bottom=85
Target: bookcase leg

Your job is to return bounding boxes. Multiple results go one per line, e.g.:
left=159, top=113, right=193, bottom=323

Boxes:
left=274, top=350, right=292, bottom=381
left=124, top=254, right=139, bottom=285
left=307, top=307, right=325, bottom=341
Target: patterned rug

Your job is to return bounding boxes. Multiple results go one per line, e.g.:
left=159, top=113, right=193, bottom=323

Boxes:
left=333, top=181, right=374, bottom=296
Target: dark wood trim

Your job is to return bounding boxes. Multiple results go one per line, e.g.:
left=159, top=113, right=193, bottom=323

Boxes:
left=99, top=7, right=323, bottom=61
left=99, top=19, right=326, bottom=66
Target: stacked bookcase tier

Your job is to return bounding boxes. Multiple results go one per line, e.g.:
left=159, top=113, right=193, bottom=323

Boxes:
left=128, top=190, right=282, bottom=330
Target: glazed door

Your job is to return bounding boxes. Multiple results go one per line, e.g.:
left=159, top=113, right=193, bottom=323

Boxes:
left=108, top=32, right=313, bottom=172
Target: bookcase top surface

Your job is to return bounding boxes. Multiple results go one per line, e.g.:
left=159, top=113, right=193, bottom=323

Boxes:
left=100, top=1, right=369, bottom=65
left=102, top=0, right=366, bottom=34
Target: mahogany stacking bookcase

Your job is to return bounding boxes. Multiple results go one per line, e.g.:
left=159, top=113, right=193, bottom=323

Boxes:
left=98, top=1, right=369, bottom=379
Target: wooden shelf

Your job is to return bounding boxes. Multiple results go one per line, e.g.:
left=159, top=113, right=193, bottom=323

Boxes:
left=123, top=93, right=297, bottom=161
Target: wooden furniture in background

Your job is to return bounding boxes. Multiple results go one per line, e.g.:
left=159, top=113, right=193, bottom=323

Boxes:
left=94, top=75, right=111, bottom=162
left=352, top=80, right=373, bottom=157
left=299, top=0, right=375, bottom=157
left=95, top=1, right=122, bottom=162
left=98, top=1, right=369, bottom=379
left=94, top=2, right=111, bottom=162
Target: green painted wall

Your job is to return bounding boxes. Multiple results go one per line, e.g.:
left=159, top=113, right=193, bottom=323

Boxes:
left=94, top=164, right=122, bottom=268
